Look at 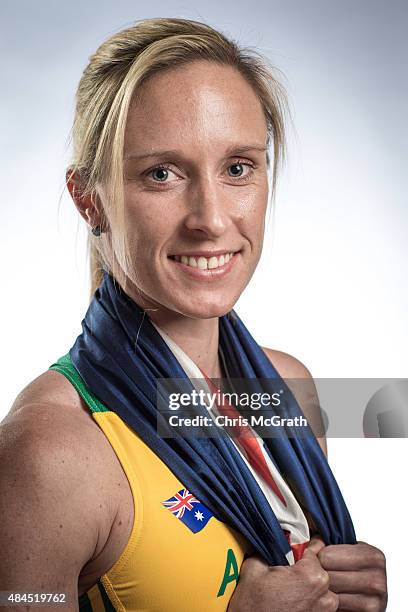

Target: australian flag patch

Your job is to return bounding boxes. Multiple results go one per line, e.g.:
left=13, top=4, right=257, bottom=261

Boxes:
left=161, top=488, right=214, bottom=533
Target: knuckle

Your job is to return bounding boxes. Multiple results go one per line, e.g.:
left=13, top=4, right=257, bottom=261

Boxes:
left=316, top=548, right=328, bottom=565
left=363, top=600, right=381, bottom=612
left=327, top=591, right=339, bottom=611
left=366, top=545, right=386, bottom=568
left=373, top=548, right=386, bottom=569
left=310, top=568, right=329, bottom=590
left=370, top=575, right=387, bottom=597
left=317, top=546, right=332, bottom=565
left=318, top=590, right=338, bottom=612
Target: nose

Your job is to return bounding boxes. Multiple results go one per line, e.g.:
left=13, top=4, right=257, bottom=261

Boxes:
left=183, top=175, right=232, bottom=238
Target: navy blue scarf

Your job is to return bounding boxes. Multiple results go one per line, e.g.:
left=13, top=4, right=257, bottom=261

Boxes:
left=69, top=270, right=356, bottom=565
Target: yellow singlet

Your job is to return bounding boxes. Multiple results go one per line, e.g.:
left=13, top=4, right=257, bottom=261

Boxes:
left=49, top=354, right=254, bottom=612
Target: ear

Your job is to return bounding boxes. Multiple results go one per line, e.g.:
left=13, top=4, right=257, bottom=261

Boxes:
left=65, top=168, right=103, bottom=229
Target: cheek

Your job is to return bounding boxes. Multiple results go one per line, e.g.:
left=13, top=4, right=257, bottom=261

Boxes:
left=237, top=186, right=268, bottom=234
left=123, top=196, right=166, bottom=253
left=237, top=176, right=268, bottom=212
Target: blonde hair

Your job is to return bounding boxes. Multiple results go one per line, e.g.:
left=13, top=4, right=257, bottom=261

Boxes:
left=68, top=17, right=290, bottom=298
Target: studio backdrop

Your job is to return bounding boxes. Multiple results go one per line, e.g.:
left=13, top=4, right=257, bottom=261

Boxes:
left=1, top=1, right=406, bottom=609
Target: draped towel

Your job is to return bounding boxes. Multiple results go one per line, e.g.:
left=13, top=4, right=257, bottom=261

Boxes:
left=151, top=323, right=310, bottom=565
left=69, top=270, right=356, bottom=566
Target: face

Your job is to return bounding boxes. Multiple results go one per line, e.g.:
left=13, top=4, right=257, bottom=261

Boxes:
left=114, top=60, right=269, bottom=320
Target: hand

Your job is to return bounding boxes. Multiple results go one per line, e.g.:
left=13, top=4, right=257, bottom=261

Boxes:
left=317, top=540, right=387, bottom=611
left=227, top=536, right=339, bottom=611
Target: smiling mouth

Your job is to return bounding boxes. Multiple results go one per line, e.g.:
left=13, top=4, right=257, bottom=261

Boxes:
left=168, top=251, right=240, bottom=271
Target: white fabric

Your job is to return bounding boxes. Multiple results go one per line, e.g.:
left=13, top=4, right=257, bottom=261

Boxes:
left=151, top=321, right=310, bottom=564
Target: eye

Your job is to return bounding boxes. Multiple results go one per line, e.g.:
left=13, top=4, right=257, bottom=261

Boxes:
left=227, top=161, right=255, bottom=182
left=148, top=165, right=178, bottom=183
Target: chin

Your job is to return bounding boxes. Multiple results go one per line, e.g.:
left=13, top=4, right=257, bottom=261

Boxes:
left=174, top=296, right=238, bottom=320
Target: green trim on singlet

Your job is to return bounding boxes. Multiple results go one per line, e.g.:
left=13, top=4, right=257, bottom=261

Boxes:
left=77, top=579, right=116, bottom=612
left=78, top=591, right=93, bottom=612
left=97, top=580, right=116, bottom=611
left=48, top=353, right=109, bottom=413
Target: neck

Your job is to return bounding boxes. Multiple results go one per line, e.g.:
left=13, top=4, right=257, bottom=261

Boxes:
left=113, top=270, right=223, bottom=379
left=148, top=309, right=223, bottom=380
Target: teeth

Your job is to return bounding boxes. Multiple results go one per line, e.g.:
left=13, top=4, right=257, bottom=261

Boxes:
left=172, top=252, right=235, bottom=270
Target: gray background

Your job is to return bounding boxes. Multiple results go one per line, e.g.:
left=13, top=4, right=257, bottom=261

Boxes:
left=1, top=1, right=406, bottom=608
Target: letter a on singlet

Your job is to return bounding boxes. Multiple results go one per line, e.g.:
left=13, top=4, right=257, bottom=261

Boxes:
left=217, top=548, right=239, bottom=597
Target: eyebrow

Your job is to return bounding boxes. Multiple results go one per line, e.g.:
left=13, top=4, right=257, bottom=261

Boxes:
left=124, top=144, right=267, bottom=161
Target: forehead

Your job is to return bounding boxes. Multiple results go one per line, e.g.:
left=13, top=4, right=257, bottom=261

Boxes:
left=124, top=60, right=267, bottom=156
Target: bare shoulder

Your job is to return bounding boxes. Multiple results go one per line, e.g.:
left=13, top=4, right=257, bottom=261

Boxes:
left=0, top=370, right=125, bottom=594
left=2, top=369, right=115, bottom=487
left=6, top=366, right=96, bottom=422
left=261, top=347, right=328, bottom=458
left=262, top=347, right=313, bottom=379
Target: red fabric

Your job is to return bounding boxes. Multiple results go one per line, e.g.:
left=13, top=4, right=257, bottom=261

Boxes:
left=200, top=369, right=287, bottom=507
left=200, top=368, right=312, bottom=562
left=283, top=529, right=308, bottom=562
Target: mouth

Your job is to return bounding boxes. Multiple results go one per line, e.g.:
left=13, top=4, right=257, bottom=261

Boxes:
left=168, top=250, right=239, bottom=270
left=167, top=249, right=242, bottom=280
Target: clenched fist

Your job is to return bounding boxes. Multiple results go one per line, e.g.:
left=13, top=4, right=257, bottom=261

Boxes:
left=228, top=536, right=339, bottom=611
left=317, top=540, right=387, bottom=611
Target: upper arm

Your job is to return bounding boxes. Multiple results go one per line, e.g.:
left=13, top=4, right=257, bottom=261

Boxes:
left=262, top=347, right=328, bottom=458
left=0, top=407, right=100, bottom=607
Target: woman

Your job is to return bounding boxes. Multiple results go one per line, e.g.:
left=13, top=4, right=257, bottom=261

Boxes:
left=1, top=17, right=387, bottom=612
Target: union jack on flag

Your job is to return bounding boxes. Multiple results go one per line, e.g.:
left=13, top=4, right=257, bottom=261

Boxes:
left=161, top=488, right=214, bottom=533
